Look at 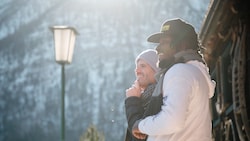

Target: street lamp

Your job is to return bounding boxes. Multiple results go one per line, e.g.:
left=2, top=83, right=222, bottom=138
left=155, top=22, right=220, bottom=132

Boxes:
left=50, top=26, right=78, bottom=141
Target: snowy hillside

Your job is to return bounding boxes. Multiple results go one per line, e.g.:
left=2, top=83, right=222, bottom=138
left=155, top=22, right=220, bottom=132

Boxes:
left=0, top=0, right=210, bottom=140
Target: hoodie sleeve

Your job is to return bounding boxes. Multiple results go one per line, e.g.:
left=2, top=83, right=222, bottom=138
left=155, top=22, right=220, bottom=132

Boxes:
left=138, top=63, right=196, bottom=135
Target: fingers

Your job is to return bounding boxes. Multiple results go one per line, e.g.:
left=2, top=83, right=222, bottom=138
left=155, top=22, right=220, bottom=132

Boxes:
left=126, top=87, right=141, bottom=97
left=133, top=131, right=147, bottom=139
left=132, top=120, right=147, bottom=139
left=125, top=80, right=142, bottom=98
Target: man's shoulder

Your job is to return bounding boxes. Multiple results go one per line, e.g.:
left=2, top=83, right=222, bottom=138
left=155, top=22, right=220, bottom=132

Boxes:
left=166, top=61, right=203, bottom=78
left=169, top=62, right=197, bottom=72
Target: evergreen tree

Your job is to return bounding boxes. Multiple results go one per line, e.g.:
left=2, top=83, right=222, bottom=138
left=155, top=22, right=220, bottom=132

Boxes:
left=80, top=125, right=105, bottom=141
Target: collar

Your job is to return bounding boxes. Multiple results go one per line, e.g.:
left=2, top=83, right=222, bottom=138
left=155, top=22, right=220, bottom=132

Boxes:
left=155, top=49, right=205, bottom=81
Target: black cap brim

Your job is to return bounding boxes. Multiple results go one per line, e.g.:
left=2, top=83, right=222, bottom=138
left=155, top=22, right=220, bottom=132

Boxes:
left=147, top=32, right=165, bottom=43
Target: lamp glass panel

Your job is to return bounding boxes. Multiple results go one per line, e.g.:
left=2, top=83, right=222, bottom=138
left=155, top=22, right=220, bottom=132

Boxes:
left=54, top=29, right=73, bottom=63
left=67, top=31, right=76, bottom=63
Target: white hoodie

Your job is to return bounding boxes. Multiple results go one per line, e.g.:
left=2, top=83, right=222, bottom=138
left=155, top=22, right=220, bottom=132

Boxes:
left=138, top=60, right=216, bottom=141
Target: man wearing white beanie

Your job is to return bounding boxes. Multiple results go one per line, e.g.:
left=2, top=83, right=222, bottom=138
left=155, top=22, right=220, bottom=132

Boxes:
left=134, top=49, right=160, bottom=89
left=124, top=49, right=160, bottom=141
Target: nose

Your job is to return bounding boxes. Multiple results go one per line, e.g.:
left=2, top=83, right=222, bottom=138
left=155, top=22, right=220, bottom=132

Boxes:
left=135, top=67, right=139, bottom=72
left=135, top=67, right=141, bottom=75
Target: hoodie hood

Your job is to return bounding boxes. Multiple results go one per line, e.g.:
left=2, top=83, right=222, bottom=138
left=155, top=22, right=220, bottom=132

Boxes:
left=155, top=49, right=216, bottom=98
left=174, top=49, right=215, bottom=98
left=188, top=60, right=216, bottom=98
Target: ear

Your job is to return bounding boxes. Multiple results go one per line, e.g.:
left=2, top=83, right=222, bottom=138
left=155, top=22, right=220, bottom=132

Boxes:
left=172, top=41, right=185, bottom=52
left=169, top=42, right=174, bottom=49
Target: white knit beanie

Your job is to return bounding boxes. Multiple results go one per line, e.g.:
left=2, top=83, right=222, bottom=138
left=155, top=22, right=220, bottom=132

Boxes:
left=135, top=49, right=160, bottom=72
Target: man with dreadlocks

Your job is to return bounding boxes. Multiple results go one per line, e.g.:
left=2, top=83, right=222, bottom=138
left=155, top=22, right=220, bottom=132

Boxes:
left=132, top=18, right=216, bottom=141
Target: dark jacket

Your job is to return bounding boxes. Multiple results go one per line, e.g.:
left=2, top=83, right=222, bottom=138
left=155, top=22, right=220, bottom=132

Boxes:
left=124, top=84, right=162, bottom=141
left=125, top=96, right=145, bottom=141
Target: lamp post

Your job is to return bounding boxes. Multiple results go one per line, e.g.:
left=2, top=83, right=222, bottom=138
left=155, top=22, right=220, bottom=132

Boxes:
left=50, top=26, right=78, bottom=141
